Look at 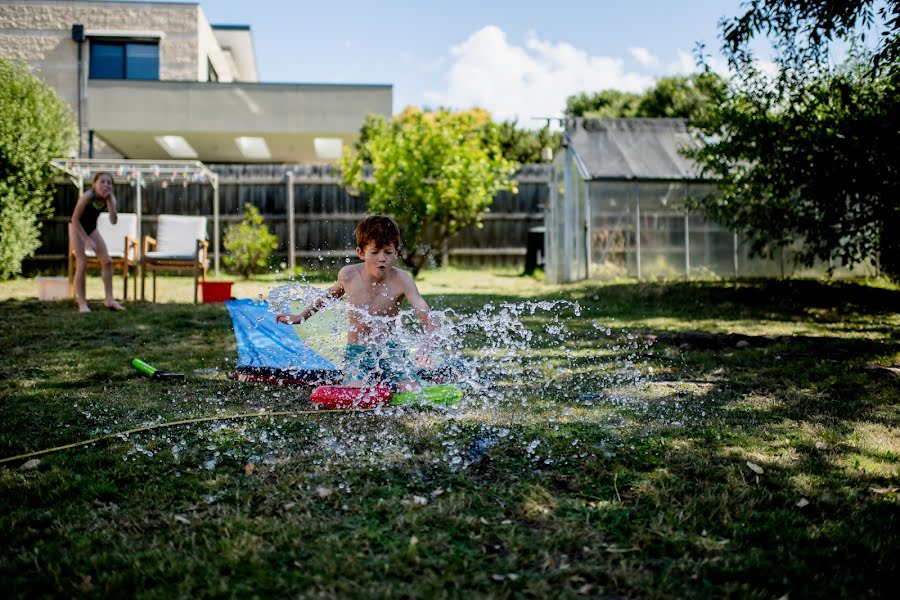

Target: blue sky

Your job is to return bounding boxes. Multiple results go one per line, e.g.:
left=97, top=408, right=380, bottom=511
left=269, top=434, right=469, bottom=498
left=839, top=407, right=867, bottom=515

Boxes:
left=195, top=0, right=755, bottom=123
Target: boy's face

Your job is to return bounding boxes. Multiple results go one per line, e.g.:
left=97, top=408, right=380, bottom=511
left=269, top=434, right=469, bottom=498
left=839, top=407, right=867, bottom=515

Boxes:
left=357, top=242, right=398, bottom=280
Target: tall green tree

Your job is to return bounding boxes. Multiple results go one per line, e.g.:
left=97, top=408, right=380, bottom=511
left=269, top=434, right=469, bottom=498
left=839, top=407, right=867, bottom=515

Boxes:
left=0, top=59, right=76, bottom=279
left=635, top=72, right=726, bottom=123
left=495, top=120, right=561, bottom=164
left=565, top=89, right=642, bottom=118
left=342, top=107, right=517, bottom=276
left=564, top=73, right=725, bottom=123
left=686, top=0, right=900, bottom=280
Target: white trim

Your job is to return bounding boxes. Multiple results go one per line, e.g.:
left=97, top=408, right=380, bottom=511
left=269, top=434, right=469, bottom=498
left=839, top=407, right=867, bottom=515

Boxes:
left=86, top=30, right=165, bottom=40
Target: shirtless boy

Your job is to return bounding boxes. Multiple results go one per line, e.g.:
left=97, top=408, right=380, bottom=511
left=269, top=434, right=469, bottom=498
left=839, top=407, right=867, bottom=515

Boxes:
left=275, top=216, right=433, bottom=390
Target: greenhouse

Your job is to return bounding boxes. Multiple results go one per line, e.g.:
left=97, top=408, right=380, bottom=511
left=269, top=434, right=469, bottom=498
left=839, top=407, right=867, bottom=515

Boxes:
left=544, top=118, right=825, bottom=284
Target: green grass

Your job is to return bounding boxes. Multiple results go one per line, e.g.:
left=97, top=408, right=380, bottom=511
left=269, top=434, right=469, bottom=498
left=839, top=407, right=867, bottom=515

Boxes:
left=1, top=272, right=898, bottom=598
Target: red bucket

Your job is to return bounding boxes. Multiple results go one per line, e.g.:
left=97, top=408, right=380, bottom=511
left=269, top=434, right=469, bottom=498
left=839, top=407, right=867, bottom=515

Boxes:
left=201, top=281, right=233, bottom=303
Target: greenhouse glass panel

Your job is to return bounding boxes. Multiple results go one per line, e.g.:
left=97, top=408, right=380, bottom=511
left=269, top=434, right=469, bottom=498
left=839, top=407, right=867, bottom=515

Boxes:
left=588, top=181, right=633, bottom=277
left=638, top=182, right=686, bottom=278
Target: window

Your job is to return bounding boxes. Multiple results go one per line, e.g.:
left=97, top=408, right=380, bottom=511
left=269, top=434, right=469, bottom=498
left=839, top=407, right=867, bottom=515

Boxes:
left=89, top=41, right=159, bottom=80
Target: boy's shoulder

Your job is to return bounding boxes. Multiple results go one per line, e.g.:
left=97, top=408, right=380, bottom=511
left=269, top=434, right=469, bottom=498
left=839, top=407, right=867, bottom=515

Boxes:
left=338, top=263, right=364, bottom=279
left=388, top=265, right=414, bottom=284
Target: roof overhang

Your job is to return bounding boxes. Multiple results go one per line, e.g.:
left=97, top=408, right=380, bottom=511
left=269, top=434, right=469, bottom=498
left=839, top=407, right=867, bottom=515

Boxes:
left=86, top=80, right=392, bottom=162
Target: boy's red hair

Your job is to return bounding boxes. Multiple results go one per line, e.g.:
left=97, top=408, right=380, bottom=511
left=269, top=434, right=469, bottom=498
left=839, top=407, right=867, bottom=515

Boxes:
left=356, top=216, right=401, bottom=250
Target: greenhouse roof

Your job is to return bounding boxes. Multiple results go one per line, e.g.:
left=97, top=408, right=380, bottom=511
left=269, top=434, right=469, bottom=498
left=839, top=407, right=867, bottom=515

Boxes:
left=566, top=118, right=705, bottom=180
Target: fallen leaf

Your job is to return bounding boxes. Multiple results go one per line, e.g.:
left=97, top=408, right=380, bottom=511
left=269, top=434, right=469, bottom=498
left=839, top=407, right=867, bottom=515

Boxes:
left=796, top=498, right=809, bottom=508
left=507, top=573, right=519, bottom=581
left=412, top=495, right=428, bottom=505
left=173, top=515, right=190, bottom=525
left=409, top=535, right=418, bottom=546
left=431, top=488, right=445, bottom=497
left=736, top=340, right=750, bottom=348
left=20, top=458, right=41, bottom=471
left=492, top=574, right=505, bottom=582
left=746, top=461, right=764, bottom=474
left=815, top=441, right=827, bottom=450
left=316, top=486, right=333, bottom=499
left=870, top=486, right=898, bottom=495
left=283, top=502, right=296, bottom=510
left=243, top=463, right=255, bottom=476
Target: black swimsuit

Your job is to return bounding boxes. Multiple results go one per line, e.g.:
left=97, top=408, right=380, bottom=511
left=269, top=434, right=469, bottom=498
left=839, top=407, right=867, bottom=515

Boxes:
left=78, top=194, right=105, bottom=235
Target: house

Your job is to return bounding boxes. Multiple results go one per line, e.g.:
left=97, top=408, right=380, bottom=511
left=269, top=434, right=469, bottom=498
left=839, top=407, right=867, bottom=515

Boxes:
left=0, top=0, right=392, bottom=163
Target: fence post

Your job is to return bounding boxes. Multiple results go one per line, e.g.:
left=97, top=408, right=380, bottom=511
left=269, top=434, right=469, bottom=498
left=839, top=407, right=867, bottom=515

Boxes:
left=635, top=183, right=641, bottom=280
left=733, top=232, right=739, bottom=278
left=213, top=173, right=220, bottom=276
left=286, top=170, right=295, bottom=273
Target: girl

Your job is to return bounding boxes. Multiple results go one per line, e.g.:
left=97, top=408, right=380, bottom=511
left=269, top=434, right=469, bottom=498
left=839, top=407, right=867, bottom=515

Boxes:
left=70, top=172, right=126, bottom=312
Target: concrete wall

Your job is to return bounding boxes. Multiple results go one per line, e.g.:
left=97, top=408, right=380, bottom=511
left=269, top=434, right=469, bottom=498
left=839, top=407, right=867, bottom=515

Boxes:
left=0, top=0, right=212, bottom=155
left=196, top=7, right=235, bottom=82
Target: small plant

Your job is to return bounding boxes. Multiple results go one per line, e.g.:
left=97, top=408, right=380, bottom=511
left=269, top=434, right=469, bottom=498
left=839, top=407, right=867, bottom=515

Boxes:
left=223, top=204, right=278, bottom=279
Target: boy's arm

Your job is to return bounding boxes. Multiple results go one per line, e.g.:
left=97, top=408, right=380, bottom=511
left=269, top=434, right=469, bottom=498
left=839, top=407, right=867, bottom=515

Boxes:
left=275, top=273, right=346, bottom=324
left=402, top=274, right=436, bottom=364
left=401, top=271, right=432, bottom=328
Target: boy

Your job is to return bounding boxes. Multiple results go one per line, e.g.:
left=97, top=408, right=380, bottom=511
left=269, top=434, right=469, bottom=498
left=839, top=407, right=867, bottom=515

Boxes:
left=276, top=216, right=433, bottom=391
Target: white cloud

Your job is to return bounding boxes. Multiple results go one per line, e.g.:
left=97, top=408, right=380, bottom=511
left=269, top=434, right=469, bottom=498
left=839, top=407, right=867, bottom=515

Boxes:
left=629, top=46, right=659, bottom=68
left=667, top=49, right=697, bottom=74
left=424, top=26, right=654, bottom=126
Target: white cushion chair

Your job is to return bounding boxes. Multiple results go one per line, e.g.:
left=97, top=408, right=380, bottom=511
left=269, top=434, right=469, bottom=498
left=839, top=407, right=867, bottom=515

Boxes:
left=68, top=212, right=139, bottom=300
left=141, top=215, right=208, bottom=303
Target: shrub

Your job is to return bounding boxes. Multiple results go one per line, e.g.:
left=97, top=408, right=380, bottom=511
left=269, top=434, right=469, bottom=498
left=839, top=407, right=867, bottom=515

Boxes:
left=0, top=59, right=76, bottom=279
left=223, top=204, right=279, bottom=279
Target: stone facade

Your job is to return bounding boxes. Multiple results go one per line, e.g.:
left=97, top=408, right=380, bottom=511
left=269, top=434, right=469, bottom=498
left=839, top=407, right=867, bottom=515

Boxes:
left=0, top=1, right=238, bottom=156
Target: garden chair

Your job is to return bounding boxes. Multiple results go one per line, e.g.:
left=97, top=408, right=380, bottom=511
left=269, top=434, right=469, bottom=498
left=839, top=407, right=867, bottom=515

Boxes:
left=68, top=212, right=139, bottom=301
left=141, top=215, right=208, bottom=303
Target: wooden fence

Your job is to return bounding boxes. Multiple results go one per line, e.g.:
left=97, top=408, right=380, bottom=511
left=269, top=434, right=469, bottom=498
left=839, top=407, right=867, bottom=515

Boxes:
left=33, top=163, right=549, bottom=272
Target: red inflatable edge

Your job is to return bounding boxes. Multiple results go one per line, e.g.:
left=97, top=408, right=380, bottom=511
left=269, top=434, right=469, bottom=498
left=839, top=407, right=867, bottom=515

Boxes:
left=310, top=385, right=393, bottom=409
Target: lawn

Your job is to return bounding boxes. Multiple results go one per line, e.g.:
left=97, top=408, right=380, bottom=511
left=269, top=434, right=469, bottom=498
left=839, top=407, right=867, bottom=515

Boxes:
left=1, top=270, right=898, bottom=598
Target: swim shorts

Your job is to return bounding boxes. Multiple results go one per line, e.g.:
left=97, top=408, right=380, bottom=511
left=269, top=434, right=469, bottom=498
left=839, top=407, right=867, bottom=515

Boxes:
left=343, top=341, right=419, bottom=388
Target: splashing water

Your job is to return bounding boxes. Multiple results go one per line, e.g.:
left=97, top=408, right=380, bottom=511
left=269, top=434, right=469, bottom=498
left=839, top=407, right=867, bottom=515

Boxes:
left=78, top=278, right=712, bottom=480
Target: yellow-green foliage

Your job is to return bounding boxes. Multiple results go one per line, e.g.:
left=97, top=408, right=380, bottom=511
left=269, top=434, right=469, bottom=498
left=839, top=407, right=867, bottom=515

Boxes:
left=342, top=108, right=518, bottom=276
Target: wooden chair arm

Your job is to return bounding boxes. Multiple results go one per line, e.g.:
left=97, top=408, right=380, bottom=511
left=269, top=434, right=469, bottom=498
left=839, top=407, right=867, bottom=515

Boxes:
left=126, top=236, right=138, bottom=260
left=143, top=235, right=157, bottom=257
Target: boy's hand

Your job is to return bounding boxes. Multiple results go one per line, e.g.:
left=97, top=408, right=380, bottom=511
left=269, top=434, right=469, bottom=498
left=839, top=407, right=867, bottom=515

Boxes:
left=275, top=313, right=298, bottom=325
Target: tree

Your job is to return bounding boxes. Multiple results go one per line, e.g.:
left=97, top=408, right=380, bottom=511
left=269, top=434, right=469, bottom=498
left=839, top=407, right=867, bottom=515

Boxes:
left=342, top=108, right=517, bottom=277
left=635, top=73, right=726, bottom=123
left=223, top=204, right=279, bottom=279
left=565, top=73, right=725, bottom=124
left=0, top=59, right=76, bottom=279
left=495, top=120, right=561, bottom=164
left=565, top=89, right=642, bottom=118
left=686, top=0, right=900, bottom=280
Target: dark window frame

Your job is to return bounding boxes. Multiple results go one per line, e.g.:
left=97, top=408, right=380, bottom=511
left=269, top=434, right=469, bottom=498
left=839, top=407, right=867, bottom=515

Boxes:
left=89, top=39, right=159, bottom=80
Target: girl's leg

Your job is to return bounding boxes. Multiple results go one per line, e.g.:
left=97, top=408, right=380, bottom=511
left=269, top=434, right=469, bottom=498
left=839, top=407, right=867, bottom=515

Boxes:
left=89, top=230, right=124, bottom=311
left=70, top=224, right=90, bottom=312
